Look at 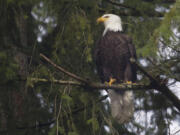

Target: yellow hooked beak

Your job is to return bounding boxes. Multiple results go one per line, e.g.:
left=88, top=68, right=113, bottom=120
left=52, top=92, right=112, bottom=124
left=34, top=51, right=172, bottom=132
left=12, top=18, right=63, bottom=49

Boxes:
left=96, top=17, right=108, bottom=24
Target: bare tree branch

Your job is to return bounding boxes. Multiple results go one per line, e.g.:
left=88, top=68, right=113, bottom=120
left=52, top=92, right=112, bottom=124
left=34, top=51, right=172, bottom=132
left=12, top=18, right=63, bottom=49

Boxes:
left=40, top=53, right=89, bottom=84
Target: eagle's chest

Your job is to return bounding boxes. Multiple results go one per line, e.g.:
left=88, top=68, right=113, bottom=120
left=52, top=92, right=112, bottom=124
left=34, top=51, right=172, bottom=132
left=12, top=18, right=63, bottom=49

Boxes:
left=100, top=44, right=117, bottom=59
left=99, top=38, right=129, bottom=61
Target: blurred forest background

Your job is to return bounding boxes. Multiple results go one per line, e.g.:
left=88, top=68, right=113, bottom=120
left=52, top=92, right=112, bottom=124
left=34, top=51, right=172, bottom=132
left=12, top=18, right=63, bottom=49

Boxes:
left=0, top=0, right=180, bottom=135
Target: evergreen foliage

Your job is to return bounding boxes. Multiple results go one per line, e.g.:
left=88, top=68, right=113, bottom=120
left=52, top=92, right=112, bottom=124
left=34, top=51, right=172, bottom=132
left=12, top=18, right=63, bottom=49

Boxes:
left=0, top=0, right=180, bottom=135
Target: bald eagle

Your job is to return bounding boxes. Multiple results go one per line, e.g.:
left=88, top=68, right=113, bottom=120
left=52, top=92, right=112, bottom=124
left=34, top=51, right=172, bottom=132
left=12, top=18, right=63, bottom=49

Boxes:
left=94, top=14, right=137, bottom=123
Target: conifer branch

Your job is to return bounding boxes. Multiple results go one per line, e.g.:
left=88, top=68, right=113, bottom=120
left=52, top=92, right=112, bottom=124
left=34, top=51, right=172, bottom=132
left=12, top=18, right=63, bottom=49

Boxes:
left=18, top=54, right=179, bottom=131
left=130, top=59, right=180, bottom=111
left=30, top=77, right=152, bottom=91
left=39, top=54, right=152, bottom=91
left=39, top=54, right=180, bottom=111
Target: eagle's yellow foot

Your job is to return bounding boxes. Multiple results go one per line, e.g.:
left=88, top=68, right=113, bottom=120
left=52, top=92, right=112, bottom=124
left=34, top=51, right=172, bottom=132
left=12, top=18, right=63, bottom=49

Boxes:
left=108, top=78, right=116, bottom=86
left=125, top=81, right=133, bottom=84
left=125, top=81, right=137, bottom=85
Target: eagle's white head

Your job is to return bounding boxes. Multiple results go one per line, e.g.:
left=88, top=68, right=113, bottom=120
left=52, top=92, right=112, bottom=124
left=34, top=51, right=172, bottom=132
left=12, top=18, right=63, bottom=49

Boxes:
left=97, top=14, right=123, bottom=36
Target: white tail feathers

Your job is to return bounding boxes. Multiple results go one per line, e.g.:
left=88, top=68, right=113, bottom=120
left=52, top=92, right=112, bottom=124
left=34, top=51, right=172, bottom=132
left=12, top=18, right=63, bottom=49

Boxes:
left=108, top=90, right=134, bottom=124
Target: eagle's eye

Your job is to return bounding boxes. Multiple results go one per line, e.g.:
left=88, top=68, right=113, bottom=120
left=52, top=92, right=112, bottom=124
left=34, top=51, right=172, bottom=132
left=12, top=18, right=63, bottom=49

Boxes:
left=104, top=16, right=109, bottom=18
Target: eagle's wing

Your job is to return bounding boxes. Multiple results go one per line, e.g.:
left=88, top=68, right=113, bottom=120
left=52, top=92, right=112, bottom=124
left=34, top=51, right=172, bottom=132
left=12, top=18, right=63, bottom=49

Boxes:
left=126, top=37, right=136, bottom=59
left=94, top=38, right=105, bottom=82
left=126, top=36, right=137, bottom=82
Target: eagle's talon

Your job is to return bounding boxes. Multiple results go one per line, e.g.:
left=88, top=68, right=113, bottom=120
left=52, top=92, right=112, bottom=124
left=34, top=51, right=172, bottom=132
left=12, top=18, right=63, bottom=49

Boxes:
left=124, top=81, right=137, bottom=85
left=125, top=81, right=132, bottom=85
left=108, top=78, right=116, bottom=86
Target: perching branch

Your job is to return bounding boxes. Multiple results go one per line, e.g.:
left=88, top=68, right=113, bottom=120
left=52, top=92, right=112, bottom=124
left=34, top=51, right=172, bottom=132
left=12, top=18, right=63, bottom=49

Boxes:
left=30, top=77, right=152, bottom=91
left=39, top=54, right=180, bottom=112
left=39, top=53, right=152, bottom=91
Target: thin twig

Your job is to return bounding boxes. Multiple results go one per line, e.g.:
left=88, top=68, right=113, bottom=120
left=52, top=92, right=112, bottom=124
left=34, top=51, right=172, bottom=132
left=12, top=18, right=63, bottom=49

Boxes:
left=40, top=53, right=89, bottom=84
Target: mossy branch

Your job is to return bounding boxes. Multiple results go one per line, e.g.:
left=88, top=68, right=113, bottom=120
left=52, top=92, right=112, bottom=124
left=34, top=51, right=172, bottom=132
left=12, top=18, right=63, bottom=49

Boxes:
left=30, top=77, right=152, bottom=91
left=39, top=53, right=152, bottom=91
